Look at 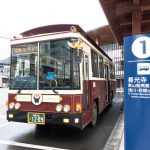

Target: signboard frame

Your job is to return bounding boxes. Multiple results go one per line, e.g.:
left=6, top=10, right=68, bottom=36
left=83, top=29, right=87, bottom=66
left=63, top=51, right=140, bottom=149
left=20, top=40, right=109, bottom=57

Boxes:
left=124, top=33, right=150, bottom=150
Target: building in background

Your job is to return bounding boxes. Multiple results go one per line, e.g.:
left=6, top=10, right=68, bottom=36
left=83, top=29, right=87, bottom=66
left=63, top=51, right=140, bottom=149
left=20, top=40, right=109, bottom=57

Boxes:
left=87, top=25, right=124, bottom=89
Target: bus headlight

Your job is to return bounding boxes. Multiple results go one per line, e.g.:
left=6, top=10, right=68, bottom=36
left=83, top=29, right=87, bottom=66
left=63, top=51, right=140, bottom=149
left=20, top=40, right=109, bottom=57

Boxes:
left=15, top=103, right=21, bottom=110
left=63, top=105, right=70, bottom=113
left=9, top=102, right=15, bottom=109
left=56, top=104, right=63, bottom=112
left=76, top=103, right=82, bottom=112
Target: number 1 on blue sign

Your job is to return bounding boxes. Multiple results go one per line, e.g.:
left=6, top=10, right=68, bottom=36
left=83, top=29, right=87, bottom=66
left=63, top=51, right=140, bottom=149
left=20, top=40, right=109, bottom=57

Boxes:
left=140, top=40, right=146, bottom=54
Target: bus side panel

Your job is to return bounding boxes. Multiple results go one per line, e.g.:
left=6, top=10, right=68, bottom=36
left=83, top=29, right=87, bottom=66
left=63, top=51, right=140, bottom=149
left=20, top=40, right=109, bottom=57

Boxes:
left=82, top=80, right=92, bottom=128
left=89, top=80, right=107, bottom=114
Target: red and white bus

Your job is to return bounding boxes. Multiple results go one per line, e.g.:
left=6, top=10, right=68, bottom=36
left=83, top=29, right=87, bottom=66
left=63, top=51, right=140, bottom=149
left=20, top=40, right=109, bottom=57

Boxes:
left=7, top=24, right=116, bottom=129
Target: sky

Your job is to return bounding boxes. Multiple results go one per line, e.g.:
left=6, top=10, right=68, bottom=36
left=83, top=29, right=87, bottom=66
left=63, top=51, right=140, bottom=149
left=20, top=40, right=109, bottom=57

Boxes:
left=0, top=0, right=108, bottom=60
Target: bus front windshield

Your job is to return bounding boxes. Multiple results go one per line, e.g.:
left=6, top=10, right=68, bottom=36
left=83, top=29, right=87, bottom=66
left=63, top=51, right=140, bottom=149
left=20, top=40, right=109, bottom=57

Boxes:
left=10, top=43, right=38, bottom=90
left=10, top=38, right=81, bottom=90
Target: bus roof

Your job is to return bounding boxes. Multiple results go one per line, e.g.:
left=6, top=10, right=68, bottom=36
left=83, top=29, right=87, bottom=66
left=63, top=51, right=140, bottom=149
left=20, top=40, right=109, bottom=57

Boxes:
left=21, top=24, right=112, bottom=61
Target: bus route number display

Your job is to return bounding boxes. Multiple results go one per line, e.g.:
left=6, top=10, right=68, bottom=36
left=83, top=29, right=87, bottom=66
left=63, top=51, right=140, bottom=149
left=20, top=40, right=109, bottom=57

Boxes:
left=12, top=44, right=38, bottom=54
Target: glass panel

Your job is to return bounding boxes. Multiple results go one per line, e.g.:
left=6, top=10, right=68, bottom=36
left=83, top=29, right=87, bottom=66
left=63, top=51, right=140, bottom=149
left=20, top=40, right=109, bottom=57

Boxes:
left=99, top=55, right=104, bottom=78
left=91, top=50, right=99, bottom=77
left=85, top=55, right=89, bottom=80
left=109, top=63, right=115, bottom=79
left=112, top=65, right=115, bottom=79
left=72, top=50, right=81, bottom=89
left=39, top=38, right=80, bottom=90
left=10, top=43, right=38, bottom=90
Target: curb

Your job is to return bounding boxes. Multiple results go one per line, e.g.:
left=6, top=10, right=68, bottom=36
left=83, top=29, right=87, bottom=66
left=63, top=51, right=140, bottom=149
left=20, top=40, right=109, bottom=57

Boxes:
left=103, top=112, right=124, bottom=150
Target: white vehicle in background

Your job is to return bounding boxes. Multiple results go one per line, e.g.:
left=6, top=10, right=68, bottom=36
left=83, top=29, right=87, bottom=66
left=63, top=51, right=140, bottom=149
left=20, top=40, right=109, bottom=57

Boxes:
left=0, top=76, right=8, bottom=88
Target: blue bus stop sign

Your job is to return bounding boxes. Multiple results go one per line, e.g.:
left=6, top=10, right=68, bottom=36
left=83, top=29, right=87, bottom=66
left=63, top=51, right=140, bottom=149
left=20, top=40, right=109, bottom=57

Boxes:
left=124, top=34, right=150, bottom=150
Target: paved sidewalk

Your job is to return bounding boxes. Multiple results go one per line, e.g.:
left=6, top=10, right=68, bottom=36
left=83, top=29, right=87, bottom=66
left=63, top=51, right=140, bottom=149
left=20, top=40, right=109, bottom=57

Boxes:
left=119, top=132, right=124, bottom=150
left=103, top=112, right=124, bottom=150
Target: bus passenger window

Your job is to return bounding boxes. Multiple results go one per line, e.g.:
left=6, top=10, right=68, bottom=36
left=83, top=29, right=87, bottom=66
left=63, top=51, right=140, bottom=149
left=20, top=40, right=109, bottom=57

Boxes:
left=99, top=55, right=104, bottom=78
left=91, top=50, right=99, bottom=77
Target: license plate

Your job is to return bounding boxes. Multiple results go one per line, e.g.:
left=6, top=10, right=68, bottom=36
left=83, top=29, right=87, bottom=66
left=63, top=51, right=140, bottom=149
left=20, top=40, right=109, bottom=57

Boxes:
left=28, top=112, right=45, bottom=125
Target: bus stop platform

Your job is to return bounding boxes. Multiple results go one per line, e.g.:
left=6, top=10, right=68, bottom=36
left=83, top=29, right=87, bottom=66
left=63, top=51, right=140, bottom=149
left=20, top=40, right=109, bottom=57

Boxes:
left=104, top=89, right=124, bottom=150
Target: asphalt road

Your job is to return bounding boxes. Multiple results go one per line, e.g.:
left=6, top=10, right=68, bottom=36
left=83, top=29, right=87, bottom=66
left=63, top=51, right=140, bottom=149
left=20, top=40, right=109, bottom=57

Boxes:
left=0, top=88, right=123, bottom=150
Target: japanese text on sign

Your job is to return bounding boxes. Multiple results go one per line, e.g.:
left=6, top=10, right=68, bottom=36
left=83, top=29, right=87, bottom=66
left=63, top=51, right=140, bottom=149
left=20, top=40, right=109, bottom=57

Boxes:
left=128, top=76, right=150, bottom=99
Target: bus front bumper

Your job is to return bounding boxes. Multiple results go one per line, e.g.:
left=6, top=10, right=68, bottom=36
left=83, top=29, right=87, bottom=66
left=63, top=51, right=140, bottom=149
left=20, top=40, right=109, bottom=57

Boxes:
left=7, top=110, right=83, bottom=129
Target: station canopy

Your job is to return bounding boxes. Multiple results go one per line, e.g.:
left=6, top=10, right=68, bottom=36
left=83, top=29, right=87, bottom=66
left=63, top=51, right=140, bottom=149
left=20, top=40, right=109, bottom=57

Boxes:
left=99, top=0, right=150, bottom=45
left=87, top=25, right=116, bottom=46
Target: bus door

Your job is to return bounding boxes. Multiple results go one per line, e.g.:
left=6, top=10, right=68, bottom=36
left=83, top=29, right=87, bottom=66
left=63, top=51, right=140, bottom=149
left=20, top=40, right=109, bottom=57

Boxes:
left=104, top=64, right=109, bottom=102
left=83, top=54, right=90, bottom=112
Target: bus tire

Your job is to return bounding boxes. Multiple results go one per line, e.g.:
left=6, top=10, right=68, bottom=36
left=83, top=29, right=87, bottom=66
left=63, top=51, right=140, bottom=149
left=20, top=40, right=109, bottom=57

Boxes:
left=91, top=102, right=98, bottom=127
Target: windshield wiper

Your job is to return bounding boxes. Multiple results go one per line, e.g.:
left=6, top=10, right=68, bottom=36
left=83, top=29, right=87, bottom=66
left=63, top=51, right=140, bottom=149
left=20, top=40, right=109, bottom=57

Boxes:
left=52, top=88, right=58, bottom=94
left=49, top=80, right=59, bottom=94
